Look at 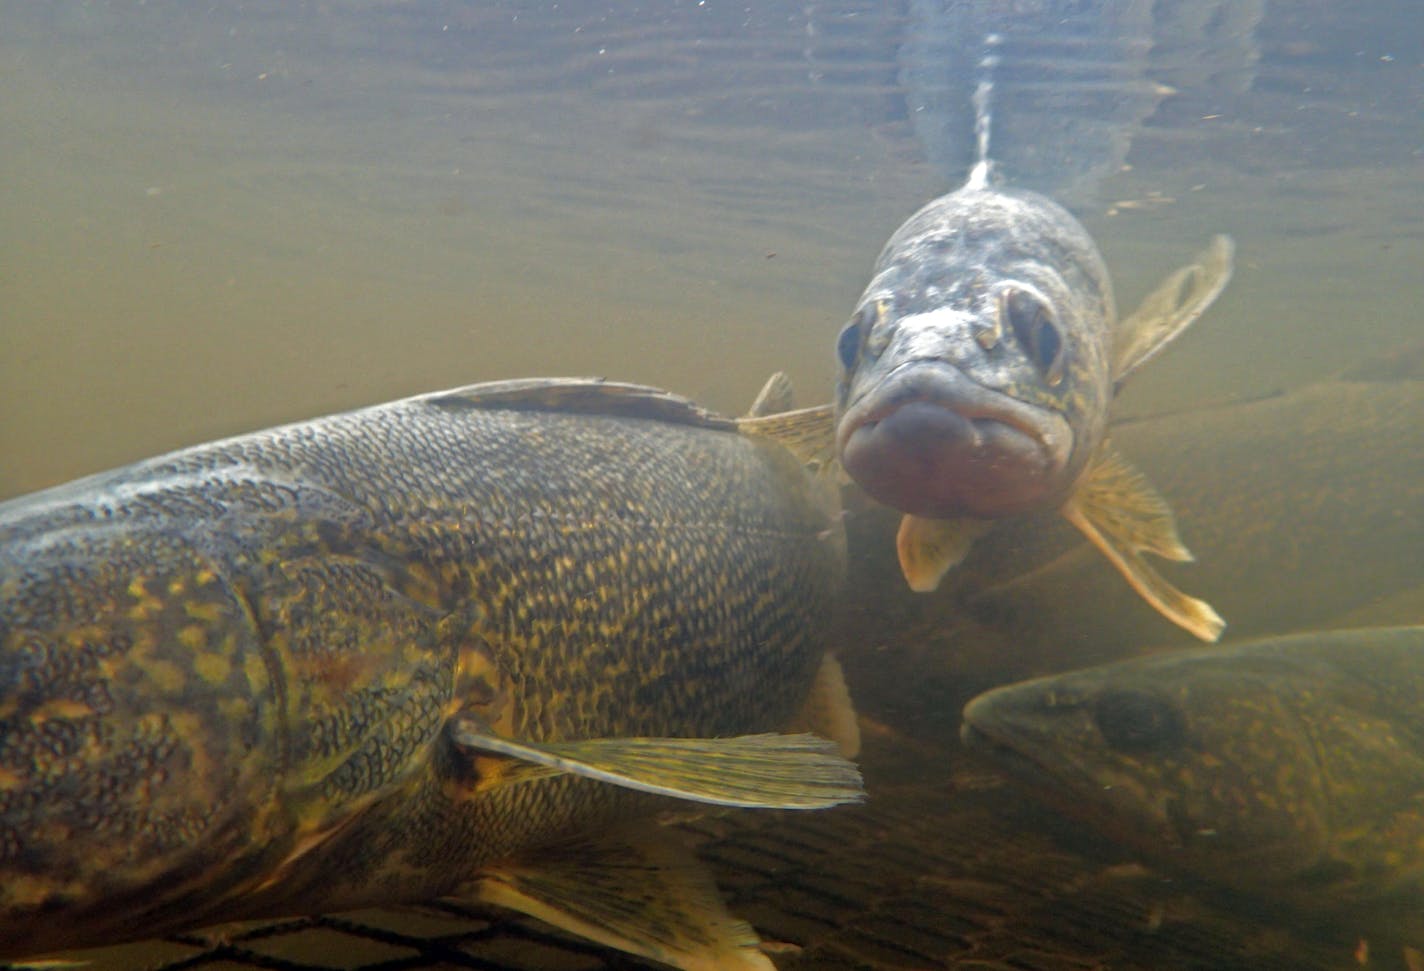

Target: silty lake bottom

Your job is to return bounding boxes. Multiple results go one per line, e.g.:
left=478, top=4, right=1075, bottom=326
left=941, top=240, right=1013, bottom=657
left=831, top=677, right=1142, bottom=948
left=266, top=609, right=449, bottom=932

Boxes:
left=1, top=0, right=1422, bottom=968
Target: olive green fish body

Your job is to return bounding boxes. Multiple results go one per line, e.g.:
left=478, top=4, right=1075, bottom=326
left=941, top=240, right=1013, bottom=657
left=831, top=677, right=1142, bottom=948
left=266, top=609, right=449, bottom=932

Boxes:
left=0, top=381, right=846, bottom=957
left=961, top=626, right=1424, bottom=939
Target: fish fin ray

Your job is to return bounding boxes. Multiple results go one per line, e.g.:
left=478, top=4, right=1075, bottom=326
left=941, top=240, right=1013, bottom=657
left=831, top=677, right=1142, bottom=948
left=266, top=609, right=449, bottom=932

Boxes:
left=448, top=720, right=864, bottom=809
left=1113, top=234, right=1234, bottom=386
left=1063, top=445, right=1224, bottom=642
left=474, top=829, right=775, bottom=971
left=423, top=378, right=736, bottom=429
left=744, top=371, right=796, bottom=417
left=787, top=654, right=861, bottom=759
left=735, top=405, right=839, bottom=476
left=896, top=515, right=991, bottom=593
left=1074, top=445, right=1193, bottom=561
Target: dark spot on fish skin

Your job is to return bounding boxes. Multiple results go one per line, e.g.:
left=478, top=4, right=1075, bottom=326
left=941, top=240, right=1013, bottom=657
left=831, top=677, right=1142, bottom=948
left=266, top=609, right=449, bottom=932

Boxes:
left=1092, top=690, right=1184, bottom=753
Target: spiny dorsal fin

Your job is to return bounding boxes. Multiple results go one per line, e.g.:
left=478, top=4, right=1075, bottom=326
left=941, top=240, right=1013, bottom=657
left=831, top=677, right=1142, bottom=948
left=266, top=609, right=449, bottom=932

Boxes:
left=448, top=720, right=864, bottom=809
left=475, top=829, right=776, bottom=971
left=736, top=404, right=839, bottom=475
left=895, top=515, right=992, bottom=593
left=1060, top=443, right=1224, bottom=642
left=787, top=654, right=861, bottom=759
left=1113, top=234, right=1234, bottom=387
left=422, top=378, right=736, bottom=430
left=744, top=371, right=796, bottom=418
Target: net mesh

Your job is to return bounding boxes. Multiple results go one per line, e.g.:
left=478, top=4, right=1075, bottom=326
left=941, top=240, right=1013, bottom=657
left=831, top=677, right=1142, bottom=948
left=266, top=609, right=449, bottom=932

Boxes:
left=4, top=737, right=1365, bottom=971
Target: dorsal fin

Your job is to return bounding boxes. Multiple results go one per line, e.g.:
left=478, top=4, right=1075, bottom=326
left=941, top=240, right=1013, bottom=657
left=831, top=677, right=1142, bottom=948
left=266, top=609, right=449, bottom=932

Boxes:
left=744, top=372, right=795, bottom=418
left=419, top=378, right=736, bottom=430
left=735, top=405, right=838, bottom=473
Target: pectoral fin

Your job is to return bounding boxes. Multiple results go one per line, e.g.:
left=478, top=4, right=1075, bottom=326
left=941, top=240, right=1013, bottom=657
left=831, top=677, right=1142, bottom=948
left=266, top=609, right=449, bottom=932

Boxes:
left=475, top=829, right=775, bottom=971
left=1061, top=444, right=1225, bottom=642
left=736, top=404, right=839, bottom=475
left=1113, top=234, right=1234, bottom=386
left=896, top=515, right=991, bottom=593
left=449, top=719, right=864, bottom=809
left=787, top=654, right=861, bottom=759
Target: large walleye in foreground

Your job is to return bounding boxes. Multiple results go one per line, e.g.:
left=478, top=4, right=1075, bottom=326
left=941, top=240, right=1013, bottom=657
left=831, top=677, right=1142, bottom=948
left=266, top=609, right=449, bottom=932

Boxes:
left=0, top=377, right=862, bottom=971
left=961, top=625, right=1424, bottom=948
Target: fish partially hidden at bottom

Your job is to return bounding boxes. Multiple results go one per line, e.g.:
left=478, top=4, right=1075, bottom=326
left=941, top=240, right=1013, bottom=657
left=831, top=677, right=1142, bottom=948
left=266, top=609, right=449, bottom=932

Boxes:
left=0, top=377, right=862, bottom=971
left=961, top=626, right=1424, bottom=950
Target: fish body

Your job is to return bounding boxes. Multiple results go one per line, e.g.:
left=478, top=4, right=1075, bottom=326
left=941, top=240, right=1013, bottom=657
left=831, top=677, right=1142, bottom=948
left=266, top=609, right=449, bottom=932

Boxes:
left=961, top=626, right=1424, bottom=942
left=0, top=378, right=860, bottom=969
left=833, top=164, right=1233, bottom=641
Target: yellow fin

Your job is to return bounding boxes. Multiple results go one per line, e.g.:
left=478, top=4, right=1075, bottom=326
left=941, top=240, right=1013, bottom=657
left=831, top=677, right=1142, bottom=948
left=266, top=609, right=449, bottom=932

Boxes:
left=744, top=371, right=795, bottom=417
left=1113, top=234, right=1234, bottom=386
left=1061, top=443, right=1225, bottom=642
left=787, top=654, right=861, bottom=759
left=896, top=515, right=991, bottom=593
left=735, top=404, right=838, bottom=475
left=475, top=829, right=775, bottom=971
left=448, top=720, right=864, bottom=809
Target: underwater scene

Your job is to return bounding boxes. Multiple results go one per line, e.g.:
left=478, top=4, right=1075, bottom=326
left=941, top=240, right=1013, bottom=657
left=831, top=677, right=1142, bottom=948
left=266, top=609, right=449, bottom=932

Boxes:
left=1, top=1, right=1422, bottom=969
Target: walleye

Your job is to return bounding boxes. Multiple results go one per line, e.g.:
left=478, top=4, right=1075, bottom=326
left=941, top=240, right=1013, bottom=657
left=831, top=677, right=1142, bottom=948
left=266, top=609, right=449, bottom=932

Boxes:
left=0, top=377, right=862, bottom=971
left=829, top=163, right=1233, bottom=642
left=819, top=38, right=1234, bottom=642
left=961, top=626, right=1424, bottom=944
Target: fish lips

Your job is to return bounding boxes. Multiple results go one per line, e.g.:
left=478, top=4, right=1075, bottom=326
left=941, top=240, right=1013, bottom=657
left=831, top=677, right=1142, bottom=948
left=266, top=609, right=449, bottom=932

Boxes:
left=837, top=362, right=1073, bottom=519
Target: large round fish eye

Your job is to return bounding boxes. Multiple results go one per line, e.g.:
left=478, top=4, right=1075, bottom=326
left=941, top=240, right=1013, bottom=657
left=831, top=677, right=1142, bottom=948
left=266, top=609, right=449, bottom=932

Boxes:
left=1092, top=689, right=1184, bottom=753
left=836, top=304, right=874, bottom=370
left=1003, top=288, right=1067, bottom=387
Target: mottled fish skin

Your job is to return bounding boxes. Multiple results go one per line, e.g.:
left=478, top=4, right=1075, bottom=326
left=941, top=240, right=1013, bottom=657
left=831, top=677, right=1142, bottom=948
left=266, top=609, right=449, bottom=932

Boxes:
left=961, top=626, right=1424, bottom=941
left=835, top=182, right=1112, bottom=520
left=0, top=380, right=846, bottom=958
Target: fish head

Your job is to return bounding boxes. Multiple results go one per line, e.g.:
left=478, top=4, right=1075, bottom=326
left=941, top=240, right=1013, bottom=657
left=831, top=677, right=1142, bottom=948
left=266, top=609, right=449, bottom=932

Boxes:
left=959, top=647, right=1367, bottom=898
left=835, top=186, right=1113, bottom=519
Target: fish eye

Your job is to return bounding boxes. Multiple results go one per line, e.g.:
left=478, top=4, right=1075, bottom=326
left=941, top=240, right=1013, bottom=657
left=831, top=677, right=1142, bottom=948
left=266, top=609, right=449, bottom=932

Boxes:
left=836, top=305, right=874, bottom=370
left=1003, top=289, right=1067, bottom=386
left=1092, top=689, right=1184, bottom=753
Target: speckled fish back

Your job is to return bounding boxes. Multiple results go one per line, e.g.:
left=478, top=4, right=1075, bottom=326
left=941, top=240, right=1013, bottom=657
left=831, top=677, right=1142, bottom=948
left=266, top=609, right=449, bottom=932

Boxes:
left=0, top=381, right=845, bottom=955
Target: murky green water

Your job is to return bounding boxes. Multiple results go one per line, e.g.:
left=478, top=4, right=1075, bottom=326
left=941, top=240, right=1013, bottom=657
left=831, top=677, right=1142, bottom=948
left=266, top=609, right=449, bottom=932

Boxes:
left=3, top=1, right=1419, bottom=499
left=1, top=1, right=1422, bottom=968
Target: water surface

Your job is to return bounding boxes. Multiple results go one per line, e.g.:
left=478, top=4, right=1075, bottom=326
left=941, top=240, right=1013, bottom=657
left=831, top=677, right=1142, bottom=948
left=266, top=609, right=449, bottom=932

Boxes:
left=3, top=0, right=1419, bottom=497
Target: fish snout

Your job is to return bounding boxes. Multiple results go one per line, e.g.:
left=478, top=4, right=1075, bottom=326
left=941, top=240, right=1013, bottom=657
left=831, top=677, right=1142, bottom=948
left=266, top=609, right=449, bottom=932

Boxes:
left=837, top=363, right=1073, bottom=519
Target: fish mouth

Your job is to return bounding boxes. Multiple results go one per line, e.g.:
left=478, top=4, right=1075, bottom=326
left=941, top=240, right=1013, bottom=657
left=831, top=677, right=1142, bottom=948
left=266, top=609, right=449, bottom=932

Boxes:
left=960, top=702, right=1116, bottom=837
left=959, top=695, right=1063, bottom=791
left=837, top=362, right=1072, bottom=519
left=960, top=694, right=1182, bottom=853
